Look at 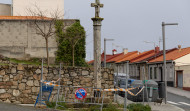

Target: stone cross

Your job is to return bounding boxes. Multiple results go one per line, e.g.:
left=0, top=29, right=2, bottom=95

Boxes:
left=91, top=0, right=104, bottom=17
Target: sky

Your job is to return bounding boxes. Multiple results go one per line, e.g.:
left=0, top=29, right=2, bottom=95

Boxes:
left=1, top=0, right=190, bottom=61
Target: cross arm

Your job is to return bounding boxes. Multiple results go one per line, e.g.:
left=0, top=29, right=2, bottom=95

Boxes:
left=91, top=3, right=104, bottom=7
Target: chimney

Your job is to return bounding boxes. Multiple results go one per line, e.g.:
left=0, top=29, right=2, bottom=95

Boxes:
left=155, top=46, right=160, bottom=53
left=178, top=45, right=181, bottom=52
left=112, top=49, right=117, bottom=55
left=123, top=48, right=128, bottom=55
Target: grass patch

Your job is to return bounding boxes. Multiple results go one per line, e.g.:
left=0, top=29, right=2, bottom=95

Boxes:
left=127, top=103, right=151, bottom=111
left=9, top=58, right=42, bottom=65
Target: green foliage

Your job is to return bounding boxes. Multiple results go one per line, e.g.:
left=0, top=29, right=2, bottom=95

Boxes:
left=127, top=104, right=151, bottom=111
left=55, top=20, right=88, bottom=67
left=103, top=103, right=121, bottom=111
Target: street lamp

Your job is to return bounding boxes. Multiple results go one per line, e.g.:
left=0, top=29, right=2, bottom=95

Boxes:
left=162, top=22, right=178, bottom=104
left=104, top=38, right=114, bottom=67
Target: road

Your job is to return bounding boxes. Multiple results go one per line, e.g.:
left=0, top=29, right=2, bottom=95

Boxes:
left=0, top=102, right=57, bottom=111
left=167, top=92, right=190, bottom=111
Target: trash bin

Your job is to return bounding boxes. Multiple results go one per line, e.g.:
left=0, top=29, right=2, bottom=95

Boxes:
left=158, top=81, right=165, bottom=98
left=129, top=80, right=144, bottom=102
left=144, top=80, right=159, bottom=102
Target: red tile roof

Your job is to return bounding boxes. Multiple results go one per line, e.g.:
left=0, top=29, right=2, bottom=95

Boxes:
left=116, top=51, right=139, bottom=63
left=107, top=51, right=138, bottom=63
left=149, top=47, right=190, bottom=63
left=0, top=16, right=51, bottom=20
left=130, top=50, right=155, bottom=63
left=87, top=52, right=122, bottom=64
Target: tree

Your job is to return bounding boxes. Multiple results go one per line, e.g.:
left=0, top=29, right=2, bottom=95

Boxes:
left=27, top=6, right=62, bottom=66
left=55, top=21, right=87, bottom=67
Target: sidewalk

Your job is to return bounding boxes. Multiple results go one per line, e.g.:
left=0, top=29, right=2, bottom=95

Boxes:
left=115, top=95, right=184, bottom=111
left=167, top=86, right=190, bottom=99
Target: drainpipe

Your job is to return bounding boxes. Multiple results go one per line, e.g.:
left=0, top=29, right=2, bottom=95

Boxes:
left=172, top=61, right=175, bottom=87
left=11, top=0, right=13, bottom=16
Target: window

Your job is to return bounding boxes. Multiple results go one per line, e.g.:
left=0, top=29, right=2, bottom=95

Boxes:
left=150, top=67, right=153, bottom=79
left=154, top=67, right=157, bottom=79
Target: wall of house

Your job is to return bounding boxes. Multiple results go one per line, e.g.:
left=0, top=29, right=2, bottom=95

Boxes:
left=0, top=19, right=76, bottom=60
left=13, top=0, right=64, bottom=18
left=174, top=54, right=190, bottom=66
left=175, top=65, right=190, bottom=91
left=0, top=64, right=114, bottom=104
left=0, top=4, right=11, bottom=16
left=148, top=63, right=175, bottom=86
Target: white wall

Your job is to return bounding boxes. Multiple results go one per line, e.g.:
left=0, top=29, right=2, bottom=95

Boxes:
left=174, top=54, right=190, bottom=66
left=13, top=0, right=64, bottom=18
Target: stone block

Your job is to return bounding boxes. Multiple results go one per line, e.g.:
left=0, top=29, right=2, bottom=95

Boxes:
left=13, top=74, right=23, bottom=81
left=67, top=81, right=72, bottom=85
left=22, top=79, right=27, bottom=82
left=12, top=81, right=18, bottom=86
left=5, top=99, right=11, bottom=103
left=22, top=98, right=33, bottom=104
left=103, top=72, right=108, bottom=79
left=33, top=74, right=40, bottom=80
left=32, top=87, right=39, bottom=93
left=18, top=83, right=26, bottom=90
left=7, top=89, right=12, bottom=93
left=3, top=75, right=9, bottom=81
left=0, top=93, right=11, bottom=99
left=34, top=80, right=39, bottom=86
left=13, top=90, right=20, bottom=97
left=53, top=70, right=58, bottom=74
left=82, top=71, right=89, bottom=76
left=35, top=69, right=41, bottom=74
left=17, top=64, right=24, bottom=70
left=0, top=89, right=6, bottom=94
left=10, top=75, right=13, bottom=79
left=26, top=80, right=33, bottom=86
left=11, top=86, right=17, bottom=89
left=0, top=70, right=5, bottom=75
left=70, top=72, right=77, bottom=77
left=23, top=90, right=31, bottom=94
left=11, top=68, right=16, bottom=74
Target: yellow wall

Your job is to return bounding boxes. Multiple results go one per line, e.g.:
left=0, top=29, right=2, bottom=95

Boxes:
left=13, top=0, right=64, bottom=18
left=175, top=65, right=190, bottom=88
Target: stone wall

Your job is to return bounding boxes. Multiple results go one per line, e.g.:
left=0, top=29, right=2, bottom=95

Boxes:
left=0, top=64, right=114, bottom=104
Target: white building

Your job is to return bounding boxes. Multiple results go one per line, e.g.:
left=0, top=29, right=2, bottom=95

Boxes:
left=13, top=0, right=64, bottom=18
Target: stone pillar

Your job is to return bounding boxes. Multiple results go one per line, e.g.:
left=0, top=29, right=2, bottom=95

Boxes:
left=92, top=17, right=104, bottom=88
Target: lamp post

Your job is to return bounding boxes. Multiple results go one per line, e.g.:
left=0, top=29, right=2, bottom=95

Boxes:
left=104, top=38, right=114, bottom=67
left=162, top=22, right=178, bottom=104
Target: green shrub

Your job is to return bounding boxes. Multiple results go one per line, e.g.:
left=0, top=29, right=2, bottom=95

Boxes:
left=127, top=104, right=151, bottom=111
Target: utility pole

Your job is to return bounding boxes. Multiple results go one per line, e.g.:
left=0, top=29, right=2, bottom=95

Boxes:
left=11, top=0, right=13, bottom=16
left=104, top=38, right=114, bottom=68
left=162, top=22, right=178, bottom=104
left=91, top=0, right=104, bottom=88
left=124, top=61, right=129, bottom=111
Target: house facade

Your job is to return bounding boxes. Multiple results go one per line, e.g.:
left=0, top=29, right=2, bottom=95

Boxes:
left=148, top=47, right=190, bottom=89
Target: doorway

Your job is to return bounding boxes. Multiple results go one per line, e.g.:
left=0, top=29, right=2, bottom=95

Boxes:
left=176, top=71, right=183, bottom=88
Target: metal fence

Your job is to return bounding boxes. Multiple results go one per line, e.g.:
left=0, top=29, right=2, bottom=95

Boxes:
left=55, top=86, right=104, bottom=110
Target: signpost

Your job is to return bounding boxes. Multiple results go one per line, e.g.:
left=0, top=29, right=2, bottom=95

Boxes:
left=75, top=88, right=87, bottom=100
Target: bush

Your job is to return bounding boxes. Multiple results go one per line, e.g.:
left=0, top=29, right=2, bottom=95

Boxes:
left=127, top=104, right=151, bottom=111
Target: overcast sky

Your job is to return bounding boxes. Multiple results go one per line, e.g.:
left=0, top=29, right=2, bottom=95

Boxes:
left=1, top=0, right=190, bottom=61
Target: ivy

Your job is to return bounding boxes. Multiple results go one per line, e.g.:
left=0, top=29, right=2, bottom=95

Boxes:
left=55, top=20, right=87, bottom=67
